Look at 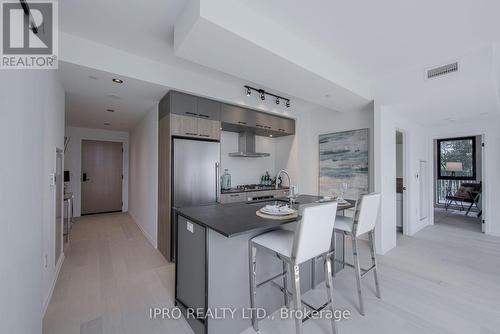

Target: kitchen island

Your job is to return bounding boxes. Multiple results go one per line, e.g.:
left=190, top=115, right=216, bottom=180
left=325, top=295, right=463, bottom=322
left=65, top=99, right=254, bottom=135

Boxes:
left=175, top=195, right=346, bottom=334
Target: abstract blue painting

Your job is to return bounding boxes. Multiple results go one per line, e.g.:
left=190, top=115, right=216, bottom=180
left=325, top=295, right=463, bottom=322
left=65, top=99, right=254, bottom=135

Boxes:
left=319, top=128, right=369, bottom=200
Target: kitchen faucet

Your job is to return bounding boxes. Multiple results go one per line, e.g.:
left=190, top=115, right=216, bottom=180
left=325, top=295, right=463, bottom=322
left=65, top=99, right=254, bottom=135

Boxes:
left=276, top=169, right=295, bottom=206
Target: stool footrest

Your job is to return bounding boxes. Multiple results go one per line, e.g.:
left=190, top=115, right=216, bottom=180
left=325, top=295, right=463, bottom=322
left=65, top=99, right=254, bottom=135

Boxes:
left=269, top=281, right=333, bottom=324
left=333, top=259, right=375, bottom=278
left=256, top=271, right=286, bottom=289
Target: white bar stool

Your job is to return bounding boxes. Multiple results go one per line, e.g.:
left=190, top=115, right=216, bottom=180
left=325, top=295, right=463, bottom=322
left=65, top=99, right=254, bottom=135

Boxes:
left=249, top=202, right=339, bottom=334
left=332, top=193, right=381, bottom=316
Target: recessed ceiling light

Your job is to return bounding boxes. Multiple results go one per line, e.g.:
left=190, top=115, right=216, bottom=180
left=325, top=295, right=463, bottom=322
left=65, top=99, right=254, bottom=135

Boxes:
left=106, top=109, right=115, bottom=113
left=104, top=122, right=111, bottom=126
left=112, top=78, right=123, bottom=84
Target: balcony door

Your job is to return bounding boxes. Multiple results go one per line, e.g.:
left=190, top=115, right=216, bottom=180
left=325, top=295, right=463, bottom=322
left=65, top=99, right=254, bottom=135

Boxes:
left=81, top=140, right=123, bottom=215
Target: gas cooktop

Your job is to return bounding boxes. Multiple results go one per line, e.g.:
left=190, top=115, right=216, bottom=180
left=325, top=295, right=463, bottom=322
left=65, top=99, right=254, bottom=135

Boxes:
left=221, top=184, right=283, bottom=193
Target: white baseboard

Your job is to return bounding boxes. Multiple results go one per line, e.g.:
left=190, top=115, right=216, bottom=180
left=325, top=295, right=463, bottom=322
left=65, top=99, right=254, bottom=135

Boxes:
left=129, top=213, right=157, bottom=248
left=43, top=252, right=64, bottom=316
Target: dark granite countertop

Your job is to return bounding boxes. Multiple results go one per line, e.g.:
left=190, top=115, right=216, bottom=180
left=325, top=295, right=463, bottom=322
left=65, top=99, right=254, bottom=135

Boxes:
left=176, top=195, right=326, bottom=238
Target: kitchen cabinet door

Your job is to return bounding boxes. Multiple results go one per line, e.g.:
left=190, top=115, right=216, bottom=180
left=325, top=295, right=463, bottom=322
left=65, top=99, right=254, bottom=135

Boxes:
left=170, top=114, right=198, bottom=138
left=274, top=117, right=295, bottom=135
left=170, top=91, right=198, bottom=118
left=197, top=118, right=221, bottom=140
left=197, top=97, right=221, bottom=121
left=221, top=105, right=255, bottom=127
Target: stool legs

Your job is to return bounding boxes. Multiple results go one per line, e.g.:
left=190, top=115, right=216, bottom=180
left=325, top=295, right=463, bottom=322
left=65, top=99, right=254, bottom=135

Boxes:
left=282, top=260, right=289, bottom=307
left=324, top=255, right=338, bottom=334
left=290, top=263, right=303, bottom=334
left=351, top=236, right=365, bottom=316
left=368, top=231, right=381, bottom=299
left=249, top=245, right=259, bottom=332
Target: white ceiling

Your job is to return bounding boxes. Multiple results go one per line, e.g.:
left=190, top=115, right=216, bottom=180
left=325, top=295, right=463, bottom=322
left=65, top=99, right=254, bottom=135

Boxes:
left=59, top=61, right=168, bottom=131
left=58, top=0, right=500, bottom=128
left=240, top=0, right=500, bottom=81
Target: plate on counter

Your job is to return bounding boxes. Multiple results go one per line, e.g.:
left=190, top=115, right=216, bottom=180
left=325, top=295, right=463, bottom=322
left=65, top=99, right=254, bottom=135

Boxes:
left=259, top=205, right=296, bottom=216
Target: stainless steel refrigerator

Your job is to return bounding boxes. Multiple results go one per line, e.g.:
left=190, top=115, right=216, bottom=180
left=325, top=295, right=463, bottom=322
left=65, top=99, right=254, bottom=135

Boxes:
left=171, top=138, right=220, bottom=260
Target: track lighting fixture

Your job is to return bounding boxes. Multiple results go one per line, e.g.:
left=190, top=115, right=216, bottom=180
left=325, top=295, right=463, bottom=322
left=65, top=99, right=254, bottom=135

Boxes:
left=244, top=85, right=291, bottom=108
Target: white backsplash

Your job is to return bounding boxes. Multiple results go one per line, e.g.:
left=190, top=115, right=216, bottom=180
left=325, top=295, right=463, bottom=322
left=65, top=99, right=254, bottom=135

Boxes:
left=220, top=131, right=276, bottom=186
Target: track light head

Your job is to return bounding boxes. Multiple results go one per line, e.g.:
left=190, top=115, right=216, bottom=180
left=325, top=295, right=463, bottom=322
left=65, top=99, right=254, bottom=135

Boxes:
left=275, top=97, right=280, bottom=105
left=246, top=87, right=251, bottom=96
left=285, top=100, right=290, bottom=108
left=260, top=91, right=265, bottom=101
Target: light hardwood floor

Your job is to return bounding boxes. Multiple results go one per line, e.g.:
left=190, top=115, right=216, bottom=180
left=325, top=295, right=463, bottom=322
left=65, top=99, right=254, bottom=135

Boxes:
left=44, top=213, right=500, bottom=334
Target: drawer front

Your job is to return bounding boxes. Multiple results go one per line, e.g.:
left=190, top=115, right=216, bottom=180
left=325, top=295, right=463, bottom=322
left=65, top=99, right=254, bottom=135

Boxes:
left=220, top=193, right=244, bottom=203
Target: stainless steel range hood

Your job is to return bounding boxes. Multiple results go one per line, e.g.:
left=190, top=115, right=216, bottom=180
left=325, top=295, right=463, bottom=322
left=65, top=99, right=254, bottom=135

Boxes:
left=228, top=131, right=270, bottom=158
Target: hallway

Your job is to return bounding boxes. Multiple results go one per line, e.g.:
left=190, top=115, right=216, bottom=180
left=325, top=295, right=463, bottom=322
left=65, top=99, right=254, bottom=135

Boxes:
left=43, top=213, right=191, bottom=334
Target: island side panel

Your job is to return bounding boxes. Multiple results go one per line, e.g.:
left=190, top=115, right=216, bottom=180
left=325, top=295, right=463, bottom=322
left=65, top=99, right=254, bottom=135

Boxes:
left=206, top=224, right=314, bottom=334
left=176, top=215, right=207, bottom=334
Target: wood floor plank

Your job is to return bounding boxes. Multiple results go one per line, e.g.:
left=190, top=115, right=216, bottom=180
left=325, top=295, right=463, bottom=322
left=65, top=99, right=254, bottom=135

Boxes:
left=43, top=211, right=500, bottom=334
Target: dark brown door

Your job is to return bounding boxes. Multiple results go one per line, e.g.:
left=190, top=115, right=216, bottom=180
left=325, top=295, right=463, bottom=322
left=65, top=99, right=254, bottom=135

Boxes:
left=81, top=140, right=123, bottom=215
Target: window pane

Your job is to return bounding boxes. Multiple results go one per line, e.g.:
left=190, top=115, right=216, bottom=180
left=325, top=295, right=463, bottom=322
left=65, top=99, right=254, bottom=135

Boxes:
left=439, top=138, right=474, bottom=178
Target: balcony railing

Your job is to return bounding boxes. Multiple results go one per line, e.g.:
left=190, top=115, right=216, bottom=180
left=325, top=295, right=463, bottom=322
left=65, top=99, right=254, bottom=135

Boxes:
left=435, top=179, right=479, bottom=209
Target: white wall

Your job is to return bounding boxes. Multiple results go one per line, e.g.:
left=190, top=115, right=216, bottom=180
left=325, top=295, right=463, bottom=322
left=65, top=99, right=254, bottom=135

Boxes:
left=129, top=106, right=159, bottom=247
left=64, top=127, right=129, bottom=217
left=41, top=73, right=66, bottom=313
left=0, top=70, right=64, bottom=334
left=374, top=106, right=431, bottom=254
left=276, top=107, right=374, bottom=195
left=220, top=131, right=276, bottom=185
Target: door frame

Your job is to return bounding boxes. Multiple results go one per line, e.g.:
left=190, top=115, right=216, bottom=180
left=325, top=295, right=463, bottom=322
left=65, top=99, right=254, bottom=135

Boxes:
left=429, top=132, right=486, bottom=233
left=55, top=148, right=64, bottom=262
left=396, top=128, right=410, bottom=236
left=80, top=139, right=124, bottom=215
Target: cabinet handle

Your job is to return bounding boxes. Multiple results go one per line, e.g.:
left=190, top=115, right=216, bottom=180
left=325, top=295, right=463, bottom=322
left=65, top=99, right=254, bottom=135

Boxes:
left=256, top=124, right=264, bottom=128
left=230, top=194, right=239, bottom=197
left=185, top=132, right=197, bottom=136
left=185, top=112, right=197, bottom=116
left=198, top=114, right=209, bottom=118
left=199, top=134, right=210, bottom=137
left=238, top=121, right=247, bottom=125
left=279, top=128, right=286, bottom=132
left=265, top=126, right=272, bottom=129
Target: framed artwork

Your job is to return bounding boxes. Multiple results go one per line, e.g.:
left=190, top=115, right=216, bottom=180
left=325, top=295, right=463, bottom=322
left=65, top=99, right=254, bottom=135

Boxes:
left=319, top=128, right=369, bottom=201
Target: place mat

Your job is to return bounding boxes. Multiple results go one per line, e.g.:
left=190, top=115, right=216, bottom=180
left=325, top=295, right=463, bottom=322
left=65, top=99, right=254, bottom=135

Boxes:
left=256, top=210, right=299, bottom=220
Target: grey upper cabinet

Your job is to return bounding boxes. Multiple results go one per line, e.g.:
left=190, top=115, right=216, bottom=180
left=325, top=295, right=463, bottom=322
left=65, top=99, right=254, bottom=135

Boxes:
left=221, top=105, right=255, bottom=127
left=170, top=91, right=198, bottom=118
left=272, top=116, right=295, bottom=135
left=171, top=91, right=221, bottom=121
left=167, top=91, right=294, bottom=137
left=197, top=98, right=221, bottom=121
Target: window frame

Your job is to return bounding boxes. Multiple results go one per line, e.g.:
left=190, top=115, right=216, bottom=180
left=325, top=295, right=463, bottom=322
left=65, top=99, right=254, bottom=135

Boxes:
left=437, top=136, right=476, bottom=180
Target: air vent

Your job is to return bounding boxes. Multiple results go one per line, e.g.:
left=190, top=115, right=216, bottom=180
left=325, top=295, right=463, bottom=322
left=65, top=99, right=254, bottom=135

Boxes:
left=427, top=62, right=458, bottom=79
